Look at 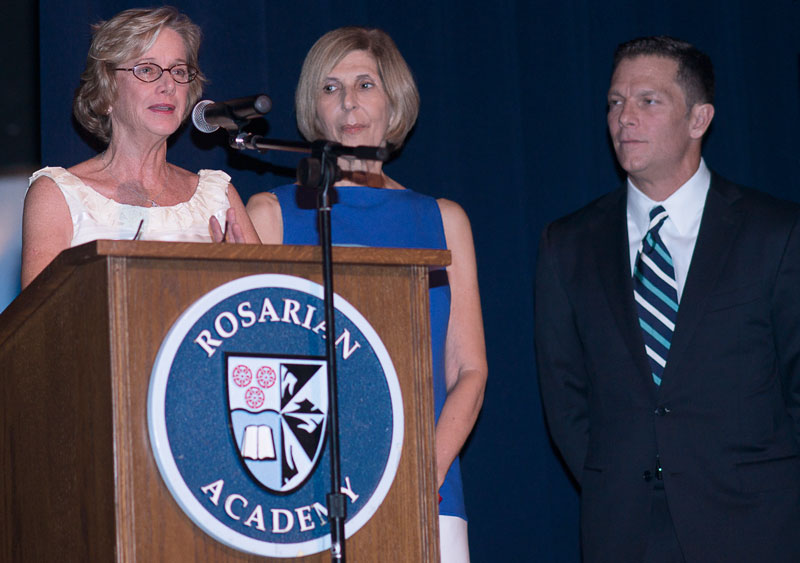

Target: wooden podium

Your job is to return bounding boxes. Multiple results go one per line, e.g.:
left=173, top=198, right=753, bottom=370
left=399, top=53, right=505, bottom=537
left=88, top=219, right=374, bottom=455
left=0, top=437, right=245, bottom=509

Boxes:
left=0, top=241, right=449, bottom=562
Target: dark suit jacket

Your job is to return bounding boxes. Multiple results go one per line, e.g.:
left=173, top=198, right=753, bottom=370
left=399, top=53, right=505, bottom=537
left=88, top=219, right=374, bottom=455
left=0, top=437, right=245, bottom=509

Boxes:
left=535, top=173, right=800, bottom=562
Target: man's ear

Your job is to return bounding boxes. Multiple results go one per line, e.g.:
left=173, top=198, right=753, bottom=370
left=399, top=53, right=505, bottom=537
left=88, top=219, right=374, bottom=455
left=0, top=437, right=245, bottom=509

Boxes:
left=689, top=103, right=715, bottom=139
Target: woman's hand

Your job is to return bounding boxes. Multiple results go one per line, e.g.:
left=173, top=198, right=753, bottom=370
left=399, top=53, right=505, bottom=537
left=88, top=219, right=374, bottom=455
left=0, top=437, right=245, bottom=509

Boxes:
left=210, top=208, right=247, bottom=243
left=210, top=184, right=262, bottom=244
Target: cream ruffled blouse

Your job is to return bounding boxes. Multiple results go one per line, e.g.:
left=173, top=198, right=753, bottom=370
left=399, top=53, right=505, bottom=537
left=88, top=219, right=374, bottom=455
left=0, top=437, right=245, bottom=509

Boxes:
left=29, top=167, right=231, bottom=245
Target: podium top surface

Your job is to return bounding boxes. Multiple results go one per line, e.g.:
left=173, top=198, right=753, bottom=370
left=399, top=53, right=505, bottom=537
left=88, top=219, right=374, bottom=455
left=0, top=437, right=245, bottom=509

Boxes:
left=77, top=240, right=451, bottom=267
left=0, top=241, right=450, bottom=348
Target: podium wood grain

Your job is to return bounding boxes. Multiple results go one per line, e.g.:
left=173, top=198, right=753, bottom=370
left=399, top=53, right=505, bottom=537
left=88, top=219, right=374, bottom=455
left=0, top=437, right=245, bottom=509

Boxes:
left=0, top=241, right=449, bottom=562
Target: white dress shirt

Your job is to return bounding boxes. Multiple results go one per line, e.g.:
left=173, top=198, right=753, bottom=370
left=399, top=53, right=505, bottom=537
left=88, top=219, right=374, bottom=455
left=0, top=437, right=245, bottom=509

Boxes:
left=627, top=159, right=711, bottom=300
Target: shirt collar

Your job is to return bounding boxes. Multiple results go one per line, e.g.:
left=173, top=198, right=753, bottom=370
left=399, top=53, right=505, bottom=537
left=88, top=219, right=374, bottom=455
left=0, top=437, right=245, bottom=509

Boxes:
left=627, top=158, right=711, bottom=236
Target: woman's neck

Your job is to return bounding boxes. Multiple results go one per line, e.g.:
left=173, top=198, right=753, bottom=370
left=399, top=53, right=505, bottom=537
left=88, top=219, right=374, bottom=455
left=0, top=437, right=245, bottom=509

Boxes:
left=101, top=136, right=170, bottom=183
left=333, top=156, right=403, bottom=189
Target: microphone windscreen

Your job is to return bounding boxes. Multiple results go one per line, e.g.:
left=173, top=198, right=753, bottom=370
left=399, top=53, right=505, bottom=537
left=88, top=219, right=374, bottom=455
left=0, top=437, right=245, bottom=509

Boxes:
left=192, top=100, right=218, bottom=133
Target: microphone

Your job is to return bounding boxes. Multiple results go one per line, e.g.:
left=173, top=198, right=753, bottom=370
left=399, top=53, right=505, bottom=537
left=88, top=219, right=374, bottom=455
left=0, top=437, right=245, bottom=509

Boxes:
left=192, top=95, right=272, bottom=133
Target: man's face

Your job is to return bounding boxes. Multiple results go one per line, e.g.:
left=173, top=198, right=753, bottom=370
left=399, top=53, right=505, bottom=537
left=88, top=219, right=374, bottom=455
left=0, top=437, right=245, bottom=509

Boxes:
left=607, top=55, right=698, bottom=190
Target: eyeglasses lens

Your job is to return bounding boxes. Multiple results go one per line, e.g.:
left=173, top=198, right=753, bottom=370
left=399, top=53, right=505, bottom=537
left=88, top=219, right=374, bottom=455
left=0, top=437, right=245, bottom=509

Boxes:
left=131, top=63, right=196, bottom=83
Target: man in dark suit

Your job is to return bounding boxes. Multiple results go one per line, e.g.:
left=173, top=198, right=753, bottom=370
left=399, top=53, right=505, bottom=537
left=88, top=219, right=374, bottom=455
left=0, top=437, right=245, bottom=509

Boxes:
left=535, top=36, right=800, bottom=562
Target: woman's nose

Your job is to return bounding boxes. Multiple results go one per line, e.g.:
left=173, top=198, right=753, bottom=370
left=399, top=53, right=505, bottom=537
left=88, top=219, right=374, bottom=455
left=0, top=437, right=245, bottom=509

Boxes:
left=342, top=87, right=357, bottom=110
left=157, top=71, right=176, bottom=94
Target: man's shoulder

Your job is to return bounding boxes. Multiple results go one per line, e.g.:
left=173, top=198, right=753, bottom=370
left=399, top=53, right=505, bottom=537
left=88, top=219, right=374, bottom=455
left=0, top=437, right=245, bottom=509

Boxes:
left=710, top=172, right=800, bottom=222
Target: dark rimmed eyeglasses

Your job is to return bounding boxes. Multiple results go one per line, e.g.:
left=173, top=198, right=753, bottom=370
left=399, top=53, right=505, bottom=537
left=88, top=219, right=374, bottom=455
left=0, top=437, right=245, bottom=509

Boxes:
left=115, top=63, right=198, bottom=84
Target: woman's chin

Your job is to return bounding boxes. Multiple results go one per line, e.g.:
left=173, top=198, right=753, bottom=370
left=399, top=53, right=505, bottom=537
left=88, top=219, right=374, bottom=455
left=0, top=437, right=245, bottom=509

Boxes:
left=144, top=122, right=182, bottom=139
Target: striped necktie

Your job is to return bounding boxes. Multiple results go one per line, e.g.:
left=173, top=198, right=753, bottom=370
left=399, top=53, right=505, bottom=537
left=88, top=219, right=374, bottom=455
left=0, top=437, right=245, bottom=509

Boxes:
left=633, top=205, right=679, bottom=387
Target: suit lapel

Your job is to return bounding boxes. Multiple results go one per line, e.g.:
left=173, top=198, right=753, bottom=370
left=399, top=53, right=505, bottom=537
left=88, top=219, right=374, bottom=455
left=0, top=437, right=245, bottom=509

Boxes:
left=592, top=189, right=654, bottom=390
left=659, top=175, right=745, bottom=392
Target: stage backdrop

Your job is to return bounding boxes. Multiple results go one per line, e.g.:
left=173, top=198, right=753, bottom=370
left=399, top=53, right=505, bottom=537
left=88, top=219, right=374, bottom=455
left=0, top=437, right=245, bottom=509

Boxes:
left=39, top=1, right=800, bottom=561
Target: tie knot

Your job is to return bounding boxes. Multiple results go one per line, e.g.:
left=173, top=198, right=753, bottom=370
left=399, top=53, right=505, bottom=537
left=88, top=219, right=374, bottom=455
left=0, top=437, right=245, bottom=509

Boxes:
left=648, top=205, right=668, bottom=233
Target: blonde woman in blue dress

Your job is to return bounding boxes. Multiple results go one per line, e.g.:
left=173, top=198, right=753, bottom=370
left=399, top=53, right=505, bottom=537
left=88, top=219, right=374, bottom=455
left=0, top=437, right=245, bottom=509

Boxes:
left=247, top=27, right=487, bottom=562
left=22, top=7, right=258, bottom=289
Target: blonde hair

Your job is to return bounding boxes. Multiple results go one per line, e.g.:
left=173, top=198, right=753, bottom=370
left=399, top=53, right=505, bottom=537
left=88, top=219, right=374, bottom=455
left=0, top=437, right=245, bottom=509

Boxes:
left=73, top=6, right=206, bottom=143
left=295, top=27, right=419, bottom=150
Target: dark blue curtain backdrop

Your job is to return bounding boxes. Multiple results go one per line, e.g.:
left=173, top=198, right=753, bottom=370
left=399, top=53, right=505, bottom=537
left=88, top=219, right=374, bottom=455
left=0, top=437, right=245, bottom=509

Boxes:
left=40, top=1, right=800, bottom=560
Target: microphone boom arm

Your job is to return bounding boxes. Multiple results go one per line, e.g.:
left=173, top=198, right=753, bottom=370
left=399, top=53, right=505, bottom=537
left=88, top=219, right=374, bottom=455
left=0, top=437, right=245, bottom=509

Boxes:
left=229, top=131, right=390, bottom=163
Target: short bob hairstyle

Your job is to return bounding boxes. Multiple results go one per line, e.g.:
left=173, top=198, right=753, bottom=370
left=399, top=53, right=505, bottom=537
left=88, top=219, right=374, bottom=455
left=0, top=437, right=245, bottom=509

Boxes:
left=295, top=27, right=419, bottom=150
left=73, top=6, right=206, bottom=144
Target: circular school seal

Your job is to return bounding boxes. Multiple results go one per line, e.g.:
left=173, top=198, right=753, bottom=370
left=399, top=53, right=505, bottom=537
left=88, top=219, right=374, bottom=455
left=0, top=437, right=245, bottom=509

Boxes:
left=147, top=274, right=403, bottom=557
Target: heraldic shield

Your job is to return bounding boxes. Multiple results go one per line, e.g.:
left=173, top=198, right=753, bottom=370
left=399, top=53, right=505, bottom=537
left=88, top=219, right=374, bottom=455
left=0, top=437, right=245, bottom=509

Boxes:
left=226, top=353, right=328, bottom=494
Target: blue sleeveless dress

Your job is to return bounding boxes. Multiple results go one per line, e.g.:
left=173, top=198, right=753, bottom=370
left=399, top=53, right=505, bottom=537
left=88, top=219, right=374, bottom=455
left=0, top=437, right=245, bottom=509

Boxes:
left=272, top=183, right=467, bottom=520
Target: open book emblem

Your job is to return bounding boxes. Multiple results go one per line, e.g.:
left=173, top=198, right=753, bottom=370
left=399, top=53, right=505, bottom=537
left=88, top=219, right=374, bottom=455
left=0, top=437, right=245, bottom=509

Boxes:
left=226, top=354, right=328, bottom=494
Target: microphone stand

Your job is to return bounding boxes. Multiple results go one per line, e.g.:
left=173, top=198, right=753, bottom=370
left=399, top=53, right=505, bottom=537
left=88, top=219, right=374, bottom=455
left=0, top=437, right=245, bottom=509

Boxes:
left=229, top=131, right=389, bottom=563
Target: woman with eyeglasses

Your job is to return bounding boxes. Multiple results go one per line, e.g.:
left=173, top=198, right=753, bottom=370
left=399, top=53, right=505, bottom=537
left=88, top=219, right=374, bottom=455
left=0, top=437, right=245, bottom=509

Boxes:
left=21, top=6, right=259, bottom=288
